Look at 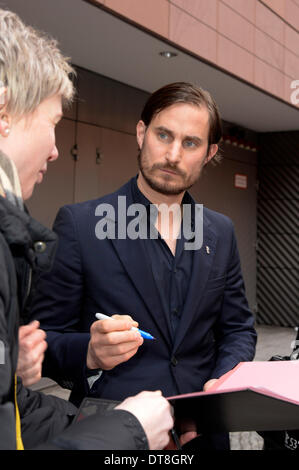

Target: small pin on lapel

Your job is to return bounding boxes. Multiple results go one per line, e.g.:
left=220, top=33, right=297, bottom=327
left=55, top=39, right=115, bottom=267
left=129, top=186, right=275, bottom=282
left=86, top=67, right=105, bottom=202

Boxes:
left=206, top=246, right=210, bottom=254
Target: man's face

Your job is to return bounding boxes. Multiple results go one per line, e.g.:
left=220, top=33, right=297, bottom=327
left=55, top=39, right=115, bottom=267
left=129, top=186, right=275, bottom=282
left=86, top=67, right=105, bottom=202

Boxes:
left=136, top=103, right=218, bottom=196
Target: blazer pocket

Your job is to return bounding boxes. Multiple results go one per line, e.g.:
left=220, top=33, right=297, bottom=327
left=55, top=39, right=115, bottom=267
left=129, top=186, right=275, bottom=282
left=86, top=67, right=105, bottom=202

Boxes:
left=206, top=275, right=226, bottom=291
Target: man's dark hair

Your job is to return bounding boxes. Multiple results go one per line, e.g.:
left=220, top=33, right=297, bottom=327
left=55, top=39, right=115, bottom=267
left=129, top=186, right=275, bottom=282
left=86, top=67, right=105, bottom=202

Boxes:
left=141, top=82, right=222, bottom=148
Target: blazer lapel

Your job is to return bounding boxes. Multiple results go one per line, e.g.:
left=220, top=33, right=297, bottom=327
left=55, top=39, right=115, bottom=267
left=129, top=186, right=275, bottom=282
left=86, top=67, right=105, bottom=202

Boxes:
left=173, top=216, right=218, bottom=352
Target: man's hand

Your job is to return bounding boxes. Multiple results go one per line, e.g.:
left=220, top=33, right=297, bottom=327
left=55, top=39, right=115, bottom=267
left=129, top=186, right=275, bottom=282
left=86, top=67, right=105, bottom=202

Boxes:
left=179, top=418, right=198, bottom=446
left=116, top=390, right=174, bottom=450
left=203, top=378, right=219, bottom=391
left=16, top=320, right=48, bottom=386
left=86, top=314, right=144, bottom=370
left=166, top=379, right=220, bottom=448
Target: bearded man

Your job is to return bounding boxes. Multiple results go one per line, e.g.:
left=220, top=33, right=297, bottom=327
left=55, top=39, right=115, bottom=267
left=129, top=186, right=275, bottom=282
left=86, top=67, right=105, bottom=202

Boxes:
left=31, top=82, right=257, bottom=449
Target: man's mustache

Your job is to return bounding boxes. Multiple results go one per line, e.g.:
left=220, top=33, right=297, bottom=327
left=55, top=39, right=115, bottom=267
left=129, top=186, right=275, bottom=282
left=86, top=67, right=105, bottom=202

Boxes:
left=151, top=163, right=186, bottom=178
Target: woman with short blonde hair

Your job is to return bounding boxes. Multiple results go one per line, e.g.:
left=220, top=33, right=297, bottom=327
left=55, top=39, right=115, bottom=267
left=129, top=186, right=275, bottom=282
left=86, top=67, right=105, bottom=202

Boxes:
left=0, top=8, right=173, bottom=451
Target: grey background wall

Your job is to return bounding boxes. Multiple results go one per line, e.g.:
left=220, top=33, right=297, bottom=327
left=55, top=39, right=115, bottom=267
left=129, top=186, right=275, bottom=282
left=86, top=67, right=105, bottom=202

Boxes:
left=257, top=131, right=299, bottom=327
left=27, top=65, right=258, bottom=312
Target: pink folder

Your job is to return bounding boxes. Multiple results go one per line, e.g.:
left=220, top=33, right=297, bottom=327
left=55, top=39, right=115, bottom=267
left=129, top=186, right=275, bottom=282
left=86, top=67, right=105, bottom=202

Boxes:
left=168, top=361, right=299, bottom=432
left=209, top=360, right=299, bottom=404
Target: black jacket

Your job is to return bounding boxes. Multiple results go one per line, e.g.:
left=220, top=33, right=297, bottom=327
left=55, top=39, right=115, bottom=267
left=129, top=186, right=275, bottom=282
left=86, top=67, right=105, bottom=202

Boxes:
left=0, top=196, right=148, bottom=450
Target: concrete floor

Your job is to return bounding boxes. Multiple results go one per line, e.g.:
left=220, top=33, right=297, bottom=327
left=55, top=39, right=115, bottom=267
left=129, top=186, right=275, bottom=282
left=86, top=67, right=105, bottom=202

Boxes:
left=31, top=324, right=298, bottom=450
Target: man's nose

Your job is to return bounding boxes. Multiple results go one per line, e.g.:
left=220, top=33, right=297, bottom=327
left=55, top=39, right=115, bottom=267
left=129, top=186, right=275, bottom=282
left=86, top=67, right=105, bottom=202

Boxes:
left=49, top=145, right=59, bottom=162
left=165, top=141, right=182, bottom=164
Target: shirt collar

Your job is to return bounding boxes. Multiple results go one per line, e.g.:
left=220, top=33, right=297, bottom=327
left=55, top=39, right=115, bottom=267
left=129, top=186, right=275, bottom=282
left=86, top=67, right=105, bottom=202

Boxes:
left=131, top=174, right=152, bottom=207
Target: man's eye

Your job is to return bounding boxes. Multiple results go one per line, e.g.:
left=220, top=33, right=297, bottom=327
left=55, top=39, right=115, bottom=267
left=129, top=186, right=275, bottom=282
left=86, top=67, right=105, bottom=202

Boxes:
left=184, top=140, right=196, bottom=148
left=158, top=132, right=168, bottom=141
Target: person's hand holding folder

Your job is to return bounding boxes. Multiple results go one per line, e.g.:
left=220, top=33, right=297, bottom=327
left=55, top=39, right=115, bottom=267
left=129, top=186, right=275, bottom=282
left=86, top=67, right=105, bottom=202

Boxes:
left=165, top=378, right=220, bottom=449
left=203, top=378, right=219, bottom=391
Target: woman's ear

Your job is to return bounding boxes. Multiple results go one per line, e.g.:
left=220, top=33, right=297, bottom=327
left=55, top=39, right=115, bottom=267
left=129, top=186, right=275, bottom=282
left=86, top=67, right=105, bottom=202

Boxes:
left=0, top=87, right=11, bottom=137
left=0, top=86, right=6, bottom=108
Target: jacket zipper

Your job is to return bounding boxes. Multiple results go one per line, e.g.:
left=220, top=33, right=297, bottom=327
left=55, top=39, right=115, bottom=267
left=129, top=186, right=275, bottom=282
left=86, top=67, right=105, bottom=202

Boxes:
left=25, top=267, right=32, bottom=303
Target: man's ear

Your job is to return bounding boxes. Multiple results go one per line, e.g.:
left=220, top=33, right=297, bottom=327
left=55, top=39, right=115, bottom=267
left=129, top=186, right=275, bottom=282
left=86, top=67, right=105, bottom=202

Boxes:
left=0, top=87, right=11, bottom=137
left=136, top=120, right=146, bottom=150
left=205, top=144, right=218, bottom=165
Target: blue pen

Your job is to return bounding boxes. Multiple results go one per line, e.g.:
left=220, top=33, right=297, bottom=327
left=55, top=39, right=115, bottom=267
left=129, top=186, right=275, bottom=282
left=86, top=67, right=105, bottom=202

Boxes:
left=95, top=313, right=155, bottom=340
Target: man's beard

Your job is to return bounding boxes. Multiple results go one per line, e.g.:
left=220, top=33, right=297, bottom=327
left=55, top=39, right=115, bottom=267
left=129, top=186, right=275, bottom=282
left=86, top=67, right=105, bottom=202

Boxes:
left=137, top=147, right=205, bottom=196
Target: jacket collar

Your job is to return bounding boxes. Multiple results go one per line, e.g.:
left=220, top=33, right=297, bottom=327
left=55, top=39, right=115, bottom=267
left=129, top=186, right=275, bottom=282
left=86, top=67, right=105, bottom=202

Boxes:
left=0, top=195, right=57, bottom=272
left=0, top=151, right=23, bottom=211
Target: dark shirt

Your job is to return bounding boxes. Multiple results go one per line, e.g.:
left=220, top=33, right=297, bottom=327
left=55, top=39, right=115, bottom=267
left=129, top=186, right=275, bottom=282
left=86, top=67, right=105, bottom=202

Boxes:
left=131, top=176, right=195, bottom=337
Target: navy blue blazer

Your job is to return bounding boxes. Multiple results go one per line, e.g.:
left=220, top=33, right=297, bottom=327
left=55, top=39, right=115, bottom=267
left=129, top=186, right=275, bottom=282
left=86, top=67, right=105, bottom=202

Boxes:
left=32, top=177, right=257, bottom=405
